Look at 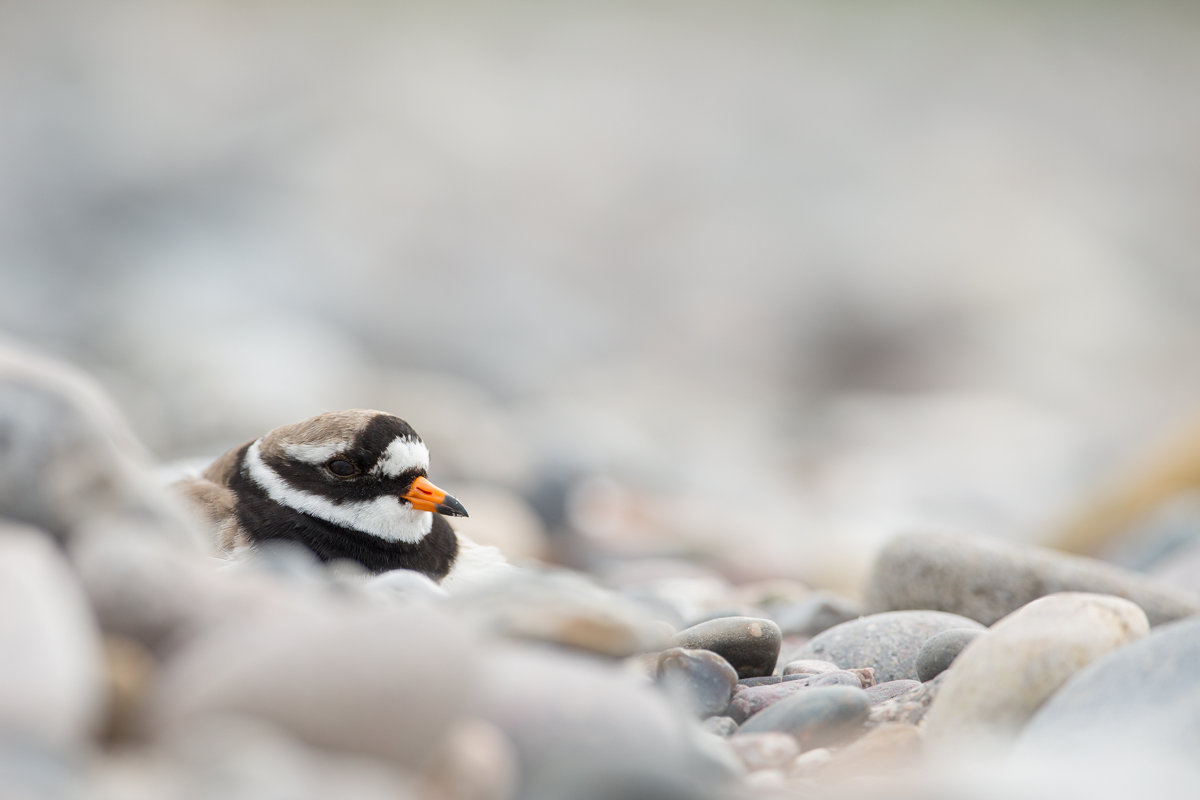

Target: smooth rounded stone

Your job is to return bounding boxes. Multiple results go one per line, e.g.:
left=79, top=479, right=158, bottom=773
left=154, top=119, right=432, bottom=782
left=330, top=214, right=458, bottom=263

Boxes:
left=739, top=676, right=782, bottom=687
left=702, top=716, right=739, bottom=737
left=864, top=680, right=922, bottom=706
left=866, top=673, right=944, bottom=728
left=737, top=687, right=869, bottom=750
left=788, top=747, right=833, bottom=778
left=451, top=567, right=670, bottom=657
left=782, top=659, right=840, bottom=676
left=727, top=671, right=863, bottom=723
left=478, top=645, right=738, bottom=800
left=915, top=628, right=985, bottom=682
left=0, top=341, right=205, bottom=551
left=0, top=524, right=105, bottom=749
left=147, top=603, right=474, bottom=768
left=867, top=530, right=1200, bottom=627
left=656, top=648, right=739, bottom=718
left=923, top=592, right=1150, bottom=753
left=769, top=591, right=862, bottom=638
left=727, top=732, right=800, bottom=772
left=423, top=717, right=518, bottom=800
left=1015, top=616, right=1200, bottom=760
left=817, top=723, right=921, bottom=783
left=794, top=610, right=984, bottom=683
left=668, top=616, right=782, bottom=679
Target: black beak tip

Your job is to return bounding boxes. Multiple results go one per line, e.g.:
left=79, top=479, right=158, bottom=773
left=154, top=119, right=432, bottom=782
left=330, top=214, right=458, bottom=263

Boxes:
left=436, top=495, right=469, bottom=518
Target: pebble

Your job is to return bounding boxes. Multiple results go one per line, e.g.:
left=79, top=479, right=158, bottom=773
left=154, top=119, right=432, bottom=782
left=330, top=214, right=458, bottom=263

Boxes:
left=788, top=747, right=833, bottom=778
left=656, top=647, right=739, bottom=718
left=769, top=590, right=862, bottom=638
left=727, top=671, right=864, bottom=723
left=737, top=686, right=870, bottom=750
left=781, top=659, right=841, bottom=676
left=147, top=603, right=474, bottom=769
left=702, top=716, right=738, bottom=737
left=478, top=645, right=738, bottom=800
left=668, top=616, right=782, bottom=679
left=739, top=676, right=782, bottom=687
left=793, top=610, right=984, bottom=683
left=816, top=723, right=921, bottom=783
left=0, top=524, right=105, bottom=750
left=915, top=628, right=985, bottom=682
left=727, top=732, right=800, bottom=772
left=867, top=531, right=1200, bottom=626
left=1015, top=615, right=1200, bottom=759
left=922, top=592, right=1149, bottom=752
left=864, top=680, right=922, bottom=706
left=866, top=673, right=944, bottom=727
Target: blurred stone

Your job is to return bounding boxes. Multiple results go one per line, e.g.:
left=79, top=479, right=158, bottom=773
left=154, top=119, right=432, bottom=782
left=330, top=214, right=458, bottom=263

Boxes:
left=788, top=748, right=833, bottom=778
left=147, top=603, right=474, bottom=769
left=727, top=671, right=862, bottom=724
left=769, top=591, right=861, bottom=638
left=923, top=593, right=1149, bottom=753
left=366, top=568, right=451, bottom=605
left=423, top=717, right=518, bottom=800
left=614, top=574, right=739, bottom=630
left=727, top=732, right=800, bottom=772
left=101, top=635, right=156, bottom=744
left=781, top=659, right=840, bottom=677
left=847, top=667, right=876, bottom=688
left=0, top=524, right=105, bottom=749
left=452, top=567, right=669, bottom=657
left=448, top=484, right=549, bottom=564
left=730, top=579, right=811, bottom=611
left=794, top=611, right=984, bottom=683
left=0, top=340, right=205, bottom=551
left=737, top=686, right=869, bottom=750
left=868, top=531, right=1200, bottom=626
left=915, top=628, right=985, bottom=682
left=656, top=648, right=738, bottom=718
left=667, top=617, right=782, bottom=679
left=702, top=716, right=738, bottom=737
left=866, top=673, right=945, bottom=728
left=817, top=723, right=921, bottom=783
left=864, top=680, right=921, bottom=706
left=1015, top=615, right=1200, bottom=760
left=477, top=645, right=737, bottom=800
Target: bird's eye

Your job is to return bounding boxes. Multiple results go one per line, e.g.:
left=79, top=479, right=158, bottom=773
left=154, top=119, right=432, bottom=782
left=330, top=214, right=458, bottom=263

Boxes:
left=327, top=459, right=358, bottom=477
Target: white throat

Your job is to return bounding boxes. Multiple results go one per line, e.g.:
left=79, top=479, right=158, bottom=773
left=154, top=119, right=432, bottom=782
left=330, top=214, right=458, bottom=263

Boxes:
left=245, top=440, right=434, bottom=543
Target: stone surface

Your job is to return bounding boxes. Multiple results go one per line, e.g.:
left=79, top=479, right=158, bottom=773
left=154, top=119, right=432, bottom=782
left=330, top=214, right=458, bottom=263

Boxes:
left=793, top=611, right=984, bottom=683
left=868, top=530, right=1200, bottom=626
left=727, top=732, right=800, bottom=772
left=656, top=647, right=738, bottom=718
left=702, top=716, right=738, bottom=737
left=739, top=676, right=782, bottom=687
left=922, top=592, right=1149, bottom=752
left=866, top=673, right=944, bottom=728
left=668, top=616, right=782, bottom=679
left=915, top=628, right=985, bottom=682
left=864, top=680, right=922, bottom=706
left=781, top=659, right=840, bottom=676
left=769, top=591, right=862, bottom=638
left=0, top=524, right=105, bottom=749
left=737, top=686, right=870, bottom=750
left=727, top=671, right=863, bottom=723
left=817, top=723, right=921, bottom=783
left=147, top=603, right=475, bottom=768
left=1015, top=615, right=1200, bottom=759
left=478, top=645, right=737, bottom=800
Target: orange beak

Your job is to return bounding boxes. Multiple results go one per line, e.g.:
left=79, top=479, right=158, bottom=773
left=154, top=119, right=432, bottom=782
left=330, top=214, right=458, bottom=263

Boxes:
left=401, top=475, right=468, bottom=517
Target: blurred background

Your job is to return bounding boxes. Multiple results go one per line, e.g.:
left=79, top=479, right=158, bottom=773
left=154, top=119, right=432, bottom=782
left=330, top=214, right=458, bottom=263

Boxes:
left=3, top=0, right=1200, bottom=592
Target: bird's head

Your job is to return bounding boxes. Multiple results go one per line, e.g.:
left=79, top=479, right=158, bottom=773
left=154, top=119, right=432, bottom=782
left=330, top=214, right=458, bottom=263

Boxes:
left=244, top=409, right=467, bottom=543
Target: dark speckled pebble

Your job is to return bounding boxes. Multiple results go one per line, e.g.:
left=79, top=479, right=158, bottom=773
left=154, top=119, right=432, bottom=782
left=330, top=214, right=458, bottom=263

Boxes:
left=737, top=686, right=869, bottom=750
left=668, top=617, right=782, bottom=679
left=740, top=676, right=782, bottom=687
left=915, top=628, right=985, bottom=682
left=656, top=647, right=739, bottom=718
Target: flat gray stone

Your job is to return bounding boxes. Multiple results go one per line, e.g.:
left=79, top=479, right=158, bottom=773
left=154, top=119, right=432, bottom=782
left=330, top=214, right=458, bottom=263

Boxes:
left=656, top=647, right=738, bottom=718
left=668, top=617, right=782, bottom=679
left=1016, top=615, right=1200, bottom=759
left=923, top=592, right=1149, bottom=753
left=737, top=686, right=869, bottom=750
left=793, top=610, right=984, bottom=683
left=867, top=531, right=1200, bottom=627
left=727, top=671, right=862, bottom=723
left=915, top=628, right=985, bottom=682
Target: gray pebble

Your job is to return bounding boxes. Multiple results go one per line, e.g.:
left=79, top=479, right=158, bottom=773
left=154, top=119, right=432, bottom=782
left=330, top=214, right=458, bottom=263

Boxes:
left=739, top=676, right=781, bottom=687
left=864, top=680, right=921, bottom=706
left=737, top=687, right=870, bottom=750
left=794, top=610, right=984, bottom=683
left=657, top=647, right=738, bottom=718
left=915, top=628, right=985, bottom=682
left=702, top=716, right=739, bottom=737
left=668, top=617, right=782, bottom=679
left=867, top=531, right=1200, bottom=627
left=727, top=671, right=862, bottom=723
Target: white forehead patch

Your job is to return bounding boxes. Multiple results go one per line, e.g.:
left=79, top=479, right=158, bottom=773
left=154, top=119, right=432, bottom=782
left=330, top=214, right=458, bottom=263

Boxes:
left=375, top=436, right=430, bottom=477
left=283, top=441, right=349, bottom=465
left=246, top=440, right=433, bottom=543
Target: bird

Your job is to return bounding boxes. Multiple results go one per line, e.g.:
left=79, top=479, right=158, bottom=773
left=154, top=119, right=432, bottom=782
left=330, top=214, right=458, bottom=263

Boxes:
left=171, top=409, right=510, bottom=590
